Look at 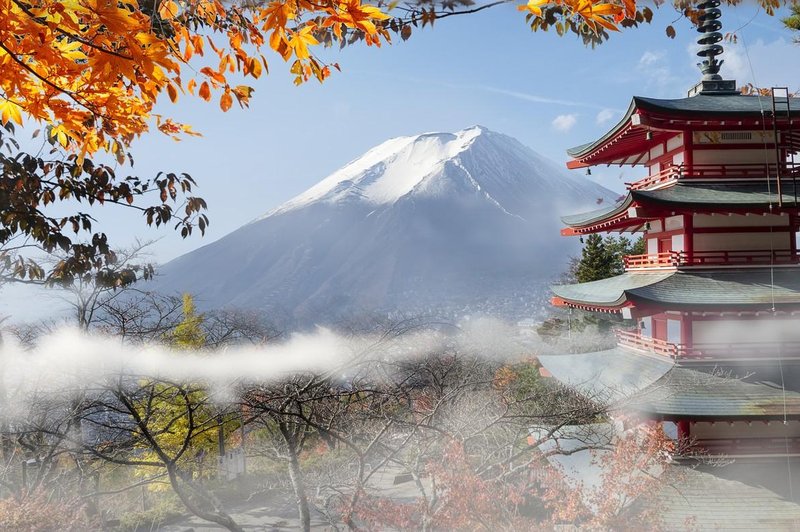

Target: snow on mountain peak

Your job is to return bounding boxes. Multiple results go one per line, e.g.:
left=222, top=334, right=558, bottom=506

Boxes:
left=157, top=126, right=615, bottom=324
left=266, top=126, right=488, bottom=217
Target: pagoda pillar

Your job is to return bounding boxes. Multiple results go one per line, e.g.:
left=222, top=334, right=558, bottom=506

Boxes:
left=677, top=420, right=690, bottom=441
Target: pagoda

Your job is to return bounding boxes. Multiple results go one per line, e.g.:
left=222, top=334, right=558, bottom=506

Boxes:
left=538, top=1, right=800, bottom=524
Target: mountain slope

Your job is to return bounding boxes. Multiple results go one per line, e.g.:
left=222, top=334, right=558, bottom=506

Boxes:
left=154, top=126, right=616, bottom=326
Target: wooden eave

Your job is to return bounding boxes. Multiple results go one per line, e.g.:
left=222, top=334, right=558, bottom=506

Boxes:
left=550, top=296, right=631, bottom=313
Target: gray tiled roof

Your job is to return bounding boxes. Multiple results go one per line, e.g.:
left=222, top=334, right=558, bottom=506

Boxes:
left=552, top=269, right=800, bottom=309
left=639, top=366, right=800, bottom=418
left=551, top=271, right=673, bottom=307
left=538, top=349, right=800, bottom=418
left=628, top=269, right=800, bottom=308
left=561, top=181, right=799, bottom=228
left=657, top=466, right=800, bottom=530
left=537, top=348, right=673, bottom=404
left=560, top=195, right=632, bottom=227
left=635, top=94, right=800, bottom=117
left=634, top=181, right=800, bottom=208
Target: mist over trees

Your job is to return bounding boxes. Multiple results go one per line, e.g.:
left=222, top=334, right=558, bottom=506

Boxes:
left=0, top=283, right=680, bottom=531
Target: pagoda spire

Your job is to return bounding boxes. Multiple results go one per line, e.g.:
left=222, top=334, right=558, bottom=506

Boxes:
left=688, top=0, right=737, bottom=96
left=696, top=0, right=724, bottom=81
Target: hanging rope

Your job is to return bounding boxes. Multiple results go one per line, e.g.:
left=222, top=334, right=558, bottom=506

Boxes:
left=741, top=31, right=778, bottom=311
left=741, top=26, right=794, bottom=504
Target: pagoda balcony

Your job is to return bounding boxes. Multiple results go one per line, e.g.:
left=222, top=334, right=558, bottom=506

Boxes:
left=627, top=162, right=800, bottom=191
left=623, top=249, right=800, bottom=271
left=614, top=329, right=800, bottom=361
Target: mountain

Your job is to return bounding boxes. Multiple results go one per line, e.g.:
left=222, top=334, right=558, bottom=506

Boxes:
left=152, top=126, right=616, bottom=327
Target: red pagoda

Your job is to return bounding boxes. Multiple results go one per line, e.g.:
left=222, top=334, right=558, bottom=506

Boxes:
left=539, top=1, right=800, bottom=526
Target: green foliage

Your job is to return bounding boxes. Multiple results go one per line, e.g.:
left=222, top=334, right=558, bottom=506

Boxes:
left=573, top=234, right=615, bottom=283
left=572, top=234, right=644, bottom=283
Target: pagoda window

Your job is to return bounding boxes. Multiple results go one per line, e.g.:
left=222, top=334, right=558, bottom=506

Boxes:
left=667, top=319, right=682, bottom=345
left=693, top=213, right=790, bottom=229
left=649, top=143, right=665, bottom=161
left=662, top=421, right=678, bottom=440
left=693, top=231, right=791, bottom=252
left=672, top=234, right=686, bottom=253
left=666, top=133, right=683, bottom=153
left=639, top=316, right=653, bottom=338
left=691, top=316, right=800, bottom=345
left=692, top=147, right=778, bottom=166
left=664, top=215, right=684, bottom=231
left=646, top=237, right=659, bottom=255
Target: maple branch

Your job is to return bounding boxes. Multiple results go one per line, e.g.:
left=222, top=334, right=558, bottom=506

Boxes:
left=10, top=0, right=135, bottom=61
left=0, top=40, right=110, bottom=123
left=393, top=0, right=511, bottom=21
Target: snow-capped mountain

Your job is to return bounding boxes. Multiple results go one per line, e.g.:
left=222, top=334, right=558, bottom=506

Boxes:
left=153, top=126, right=615, bottom=327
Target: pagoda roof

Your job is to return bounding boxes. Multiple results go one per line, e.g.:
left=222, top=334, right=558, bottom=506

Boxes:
left=552, top=269, right=800, bottom=311
left=538, top=348, right=800, bottom=419
left=537, top=347, right=671, bottom=404
left=656, top=466, right=800, bottom=529
left=566, top=92, right=800, bottom=167
left=552, top=271, right=673, bottom=309
left=634, top=180, right=800, bottom=208
left=635, top=93, right=800, bottom=118
left=561, top=181, right=799, bottom=233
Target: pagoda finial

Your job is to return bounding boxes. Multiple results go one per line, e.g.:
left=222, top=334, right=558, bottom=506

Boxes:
left=696, top=0, right=724, bottom=81
left=687, top=0, right=737, bottom=96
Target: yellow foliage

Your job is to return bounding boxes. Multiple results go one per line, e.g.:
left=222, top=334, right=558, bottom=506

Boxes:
left=0, top=0, right=391, bottom=157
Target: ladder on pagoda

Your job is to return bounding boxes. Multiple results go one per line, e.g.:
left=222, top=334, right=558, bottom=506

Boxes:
left=771, top=87, right=797, bottom=207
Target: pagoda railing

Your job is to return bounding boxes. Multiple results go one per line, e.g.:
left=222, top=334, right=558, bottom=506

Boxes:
left=615, top=329, right=681, bottom=357
left=614, top=329, right=800, bottom=361
left=684, top=162, right=800, bottom=180
left=627, top=162, right=800, bottom=190
left=623, top=249, right=800, bottom=270
left=627, top=164, right=682, bottom=190
left=623, top=251, right=680, bottom=269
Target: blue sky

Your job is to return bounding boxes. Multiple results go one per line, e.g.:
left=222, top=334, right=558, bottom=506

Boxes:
left=4, top=2, right=800, bottom=319
left=122, top=2, right=800, bottom=263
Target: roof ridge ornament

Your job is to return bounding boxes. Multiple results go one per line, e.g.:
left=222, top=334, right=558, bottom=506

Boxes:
left=688, top=0, right=738, bottom=97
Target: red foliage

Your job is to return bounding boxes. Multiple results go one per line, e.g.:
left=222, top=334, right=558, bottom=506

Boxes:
left=342, top=424, right=674, bottom=530
left=0, top=490, right=97, bottom=531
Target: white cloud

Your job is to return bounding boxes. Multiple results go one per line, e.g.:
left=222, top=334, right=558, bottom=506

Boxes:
left=636, top=50, right=677, bottom=95
left=596, top=109, right=616, bottom=126
left=715, top=38, right=800, bottom=91
left=552, top=114, right=578, bottom=132
left=639, top=50, right=665, bottom=67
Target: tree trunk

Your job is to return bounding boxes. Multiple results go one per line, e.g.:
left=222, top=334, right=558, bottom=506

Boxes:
left=288, top=449, right=311, bottom=532
left=0, top=330, right=13, bottom=487
left=279, top=424, right=311, bottom=532
left=217, top=413, right=226, bottom=479
left=166, top=465, right=244, bottom=532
